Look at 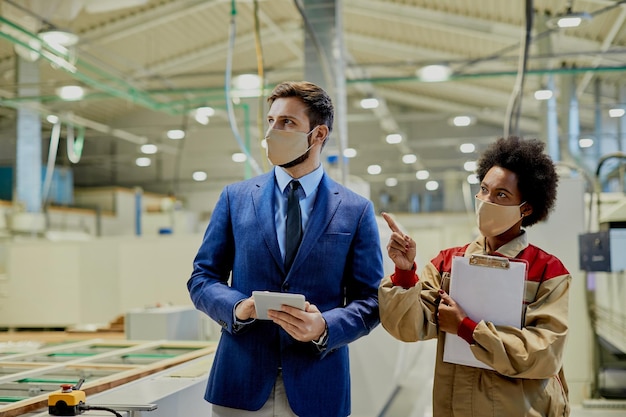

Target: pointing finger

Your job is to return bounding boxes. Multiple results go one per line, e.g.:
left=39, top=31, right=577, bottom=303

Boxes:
left=382, top=212, right=403, bottom=234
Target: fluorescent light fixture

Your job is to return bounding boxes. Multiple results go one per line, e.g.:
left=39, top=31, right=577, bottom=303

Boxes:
left=167, top=129, right=185, bottom=140
left=135, top=157, right=151, bottom=167
left=385, top=177, right=398, bottom=187
left=416, top=170, right=429, bottom=180
left=56, top=85, right=84, bottom=101
left=425, top=180, right=439, bottom=191
left=556, top=13, right=591, bottom=28
left=402, top=154, right=417, bottom=164
left=232, top=152, right=247, bottom=162
left=579, top=138, right=594, bottom=148
left=547, top=9, right=592, bottom=29
left=464, top=161, right=477, bottom=172
left=194, top=106, right=215, bottom=125
left=39, top=30, right=79, bottom=48
left=192, top=171, right=208, bottom=181
left=459, top=143, right=475, bottom=153
left=141, top=144, right=158, bottom=154
left=534, top=89, right=554, bottom=100
left=417, top=64, right=452, bottom=82
left=343, top=148, right=357, bottom=158
left=14, top=38, right=41, bottom=62
left=367, top=164, right=382, bottom=175
left=385, top=133, right=402, bottom=144
left=467, top=174, right=479, bottom=184
left=233, top=74, right=262, bottom=97
left=47, top=115, right=59, bottom=124
left=451, top=115, right=473, bottom=127
left=360, top=98, right=379, bottom=109
left=609, top=108, right=625, bottom=118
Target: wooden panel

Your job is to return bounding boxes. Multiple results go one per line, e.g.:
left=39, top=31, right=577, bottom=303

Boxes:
left=0, top=339, right=216, bottom=417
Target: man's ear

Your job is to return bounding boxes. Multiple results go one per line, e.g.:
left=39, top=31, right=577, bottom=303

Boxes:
left=315, top=125, right=329, bottom=144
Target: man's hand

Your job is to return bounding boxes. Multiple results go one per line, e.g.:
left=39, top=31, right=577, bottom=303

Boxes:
left=235, top=297, right=257, bottom=321
left=267, top=302, right=326, bottom=342
left=382, top=212, right=416, bottom=271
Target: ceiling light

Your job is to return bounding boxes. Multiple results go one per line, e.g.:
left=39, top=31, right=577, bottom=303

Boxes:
left=343, top=148, right=357, bottom=158
left=579, top=138, right=594, bottom=148
left=467, top=174, right=479, bottom=184
left=385, top=178, right=398, bottom=187
left=39, top=29, right=79, bottom=48
left=459, top=143, right=475, bottom=153
left=14, top=38, right=41, bottom=62
left=463, top=161, right=477, bottom=172
left=416, top=170, right=429, bottom=180
left=547, top=6, right=592, bottom=29
left=367, top=164, right=382, bottom=175
left=141, top=144, right=158, bottom=154
left=232, top=152, right=247, bottom=162
left=417, top=64, right=452, bottom=82
left=554, top=13, right=591, bottom=28
left=167, top=129, right=185, bottom=140
left=402, top=154, right=417, bottom=164
left=135, top=157, right=151, bottom=167
left=425, top=180, right=439, bottom=191
left=232, top=74, right=262, bottom=98
left=451, top=115, right=473, bottom=127
left=385, top=133, right=402, bottom=144
left=609, top=108, right=625, bottom=118
left=360, top=98, right=379, bottom=109
left=194, top=106, right=215, bottom=125
left=56, top=85, right=84, bottom=101
left=192, top=171, right=208, bottom=181
left=534, top=89, right=554, bottom=100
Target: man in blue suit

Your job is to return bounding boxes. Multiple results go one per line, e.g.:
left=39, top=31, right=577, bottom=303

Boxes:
left=187, top=81, right=383, bottom=417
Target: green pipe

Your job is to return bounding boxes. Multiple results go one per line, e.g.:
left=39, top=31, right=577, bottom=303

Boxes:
left=0, top=396, right=28, bottom=403
left=47, top=352, right=96, bottom=357
left=345, top=65, right=626, bottom=85
left=121, top=353, right=176, bottom=359
left=0, top=17, right=171, bottom=114
left=18, top=378, right=79, bottom=384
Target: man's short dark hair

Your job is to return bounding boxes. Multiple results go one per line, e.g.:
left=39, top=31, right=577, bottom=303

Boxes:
left=267, top=81, right=334, bottom=133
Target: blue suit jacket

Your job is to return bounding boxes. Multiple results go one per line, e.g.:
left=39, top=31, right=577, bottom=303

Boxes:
left=187, top=171, right=383, bottom=417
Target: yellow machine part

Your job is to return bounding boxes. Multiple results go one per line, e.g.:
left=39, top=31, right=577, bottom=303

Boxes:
left=48, top=389, right=86, bottom=406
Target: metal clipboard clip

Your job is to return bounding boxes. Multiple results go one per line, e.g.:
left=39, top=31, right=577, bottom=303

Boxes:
left=469, top=254, right=510, bottom=269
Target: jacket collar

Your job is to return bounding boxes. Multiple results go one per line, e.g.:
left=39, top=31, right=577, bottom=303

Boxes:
left=469, top=230, right=529, bottom=258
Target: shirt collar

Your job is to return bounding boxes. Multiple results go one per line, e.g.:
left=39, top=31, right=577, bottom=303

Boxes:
left=274, top=164, right=324, bottom=197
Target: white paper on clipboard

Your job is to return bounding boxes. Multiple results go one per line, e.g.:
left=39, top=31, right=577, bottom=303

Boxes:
left=443, top=254, right=527, bottom=370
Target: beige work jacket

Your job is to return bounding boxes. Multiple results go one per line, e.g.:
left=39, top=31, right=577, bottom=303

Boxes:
left=379, top=232, right=571, bottom=417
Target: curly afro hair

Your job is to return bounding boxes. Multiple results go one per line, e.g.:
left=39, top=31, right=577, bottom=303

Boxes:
left=476, top=136, right=558, bottom=227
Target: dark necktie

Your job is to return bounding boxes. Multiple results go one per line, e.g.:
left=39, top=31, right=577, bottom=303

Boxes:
left=285, top=181, right=302, bottom=271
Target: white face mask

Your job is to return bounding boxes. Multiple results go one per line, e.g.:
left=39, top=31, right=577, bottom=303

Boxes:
left=475, top=196, right=525, bottom=237
left=265, top=127, right=317, bottom=166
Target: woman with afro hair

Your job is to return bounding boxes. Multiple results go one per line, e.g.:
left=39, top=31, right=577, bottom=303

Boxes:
left=379, top=136, right=571, bottom=416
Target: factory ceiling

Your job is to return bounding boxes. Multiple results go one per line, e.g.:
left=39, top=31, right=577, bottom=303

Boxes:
left=0, top=0, right=625, bottom=210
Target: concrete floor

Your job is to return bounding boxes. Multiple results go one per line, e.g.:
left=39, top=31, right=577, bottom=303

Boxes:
left=378, top=340, right=626, bottom=417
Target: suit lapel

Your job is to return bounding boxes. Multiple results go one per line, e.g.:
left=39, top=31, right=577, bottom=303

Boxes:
left=252, top=173, right=283, bottom=270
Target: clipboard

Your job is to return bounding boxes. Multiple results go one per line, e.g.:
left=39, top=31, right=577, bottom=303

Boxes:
left=443, top=254, right=527, bottom=370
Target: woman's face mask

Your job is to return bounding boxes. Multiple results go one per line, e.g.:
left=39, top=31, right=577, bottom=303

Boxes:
left=265, top=127, right=318, bottom=166
left=475, top=196, right=525, bottom=237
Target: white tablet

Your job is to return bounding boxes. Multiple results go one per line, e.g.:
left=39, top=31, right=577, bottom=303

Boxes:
left=253, top=291, right=306, bottom=320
